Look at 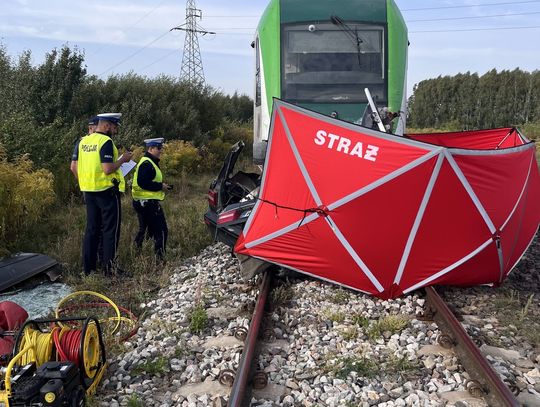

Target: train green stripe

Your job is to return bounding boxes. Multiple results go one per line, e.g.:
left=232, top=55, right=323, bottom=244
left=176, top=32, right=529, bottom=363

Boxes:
left=258, top=1, right=281, bottom=113
left=387, top=0, right=408, bottom=114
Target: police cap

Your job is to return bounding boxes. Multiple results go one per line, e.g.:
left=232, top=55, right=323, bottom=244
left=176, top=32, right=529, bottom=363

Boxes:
left=97, top=112, right=122, bottom=125
left=88, top=116, right=99, bottom=125
left=144, top=137, right=165, bottom=147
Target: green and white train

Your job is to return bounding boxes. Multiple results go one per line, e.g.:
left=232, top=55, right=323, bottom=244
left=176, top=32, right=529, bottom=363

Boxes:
left=253, top=0, right=408, bottom=163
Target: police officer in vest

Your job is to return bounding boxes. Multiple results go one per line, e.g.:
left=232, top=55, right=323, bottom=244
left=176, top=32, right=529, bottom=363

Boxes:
left=132, top=138, right=170, bottom=260
left=70, top=113, right=133, bottom=275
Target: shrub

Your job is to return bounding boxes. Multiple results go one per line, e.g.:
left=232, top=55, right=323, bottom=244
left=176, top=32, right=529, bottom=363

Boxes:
left=200, top=121, right=254, bottom=173
left=160, top=140, right=201, bottom=176
left=0, top=146, right=55, bottom=253
left=520, top=121, right=540, bottom=141
left=220, top=121, right=253, bottom=149
left=206, top=138, right=232, bottom=162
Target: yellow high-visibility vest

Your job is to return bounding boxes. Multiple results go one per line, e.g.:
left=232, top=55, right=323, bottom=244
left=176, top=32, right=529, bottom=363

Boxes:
left=78, top=133, right=125, bottom=192
left=132, top=156, right=165, bottom=201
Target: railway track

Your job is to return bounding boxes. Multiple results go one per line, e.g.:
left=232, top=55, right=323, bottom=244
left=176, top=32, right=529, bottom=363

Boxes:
left=227, top=271, right=273, bottom=407
left=224, top=272, right=520, bottom=406
left=99, top=242, right=539, bottom=406
left=423, top=287, right=519, bottom=407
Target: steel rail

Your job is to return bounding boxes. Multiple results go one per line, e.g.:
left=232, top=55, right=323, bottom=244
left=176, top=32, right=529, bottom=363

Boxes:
left=228, top=270, right=272, bottom=407
left=424, top=286, right=519, bottom=407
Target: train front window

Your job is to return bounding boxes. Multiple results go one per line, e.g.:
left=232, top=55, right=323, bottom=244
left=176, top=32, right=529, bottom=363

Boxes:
left=282, top=23, right=385, bottom=103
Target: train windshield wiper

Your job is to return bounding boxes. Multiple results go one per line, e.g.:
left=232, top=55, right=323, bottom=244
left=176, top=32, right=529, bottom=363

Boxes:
left=330, top=15, right=362, bottom=65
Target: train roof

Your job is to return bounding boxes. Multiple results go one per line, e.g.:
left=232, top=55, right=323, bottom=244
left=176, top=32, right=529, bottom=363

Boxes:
left=258, top=0, right=403, bottom=25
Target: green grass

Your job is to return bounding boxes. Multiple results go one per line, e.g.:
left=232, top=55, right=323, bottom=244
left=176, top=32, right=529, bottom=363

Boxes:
left=339, top=313, right=370, bottom=340
left=491, top=289, right=540, bottom=346
left=1, top=172, right=215, bottom=362
left=132, top=356, right=169, bottom=375
left=21, top=173, right=213, bottom=316
left=368, top=314, right=409, bottom=340
left=323, top=310, right=345, bottom=323
left=174, top=345, right=190, bottom=359
left=351, top=313, right=369, bottom=329
left=85, top=395, right=98, bottom=407
left=341, top=326, right=359, bottom=341
left=385, top=355, right=419, bottom=376
left=324, top=353, right=417, bottom=381
left=127, top=394, right=144, bottom=407
left=189, top=304, right=209, bottom=334
left=270, top=284, right=294, bottom=308
left=520, top=121, right=540, bottom=141
left=145, top=319, right=187, bottom=339
left=327, top=356, right=377, bottom=379
left=330, top=289, right=350, bottom=305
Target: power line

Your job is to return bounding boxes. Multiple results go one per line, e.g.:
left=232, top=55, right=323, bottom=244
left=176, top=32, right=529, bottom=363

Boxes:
left=408, top=11, right=540, bottom=22
left=206, top=10, right=540, bottom=32
left=95, top=3, right=540, bottom=76
left=209, top=23, right=540, bottom=35
left=195, top=8, right=540, bottom=33
left=401, top=0, right=540, bottom=11
left=124, top=0, right=169, bottom=31
left=204, top=1, right=540, bottom=17
left=206, top=28, right=254, bottom=30
left=138, top=48, right=179, bottom=73
left=88, top=0, right=169, bottom=57
left=209, top=32, right=253, bottom=35
left=99, top=30, right=170, bottom=76
left=410, top=25, right=540, bottom=33
left=204, top=15, right=258, bottom=18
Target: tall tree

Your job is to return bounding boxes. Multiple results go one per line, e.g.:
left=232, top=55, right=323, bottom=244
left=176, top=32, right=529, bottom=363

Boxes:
left=408, top=69, right=540, bottom=129
left=30, top=46, right=86, bottom=124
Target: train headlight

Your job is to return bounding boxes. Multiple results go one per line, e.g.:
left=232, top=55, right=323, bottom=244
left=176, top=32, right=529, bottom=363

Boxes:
left=308, top=24, right=316, bottom=32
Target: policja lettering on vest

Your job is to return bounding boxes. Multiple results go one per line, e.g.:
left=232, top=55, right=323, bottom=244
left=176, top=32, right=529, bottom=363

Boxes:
left=81, top=144, right=98, bottom=153
left=71, top=113, right=133, bottom=276
left=132, top=137, right=171, bottom=261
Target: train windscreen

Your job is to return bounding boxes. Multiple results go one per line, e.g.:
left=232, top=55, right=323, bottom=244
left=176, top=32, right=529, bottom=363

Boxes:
left=282, top=23, right=385, bottom=103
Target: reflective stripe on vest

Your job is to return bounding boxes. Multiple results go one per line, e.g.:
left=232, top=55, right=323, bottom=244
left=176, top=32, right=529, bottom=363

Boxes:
left=78, top=133, right=125, bottom=192
left=132, top=156, right=165, bottom=201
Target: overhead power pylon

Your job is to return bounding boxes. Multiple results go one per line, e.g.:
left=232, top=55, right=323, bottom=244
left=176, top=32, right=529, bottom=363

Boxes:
left=172, top=0, right=215, bottom=86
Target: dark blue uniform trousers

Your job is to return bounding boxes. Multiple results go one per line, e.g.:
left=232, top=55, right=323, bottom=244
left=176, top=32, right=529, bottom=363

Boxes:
left=132, top=200, right=168, bottom=259
left=83, top=188, right=121, bottom=275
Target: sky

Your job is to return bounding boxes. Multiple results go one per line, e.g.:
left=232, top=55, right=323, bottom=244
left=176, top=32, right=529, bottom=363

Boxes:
left=1, top=0, right=539, bottom=98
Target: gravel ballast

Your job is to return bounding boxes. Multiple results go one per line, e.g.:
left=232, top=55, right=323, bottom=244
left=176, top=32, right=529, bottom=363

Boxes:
left=99, top=234, right=539, bottom=406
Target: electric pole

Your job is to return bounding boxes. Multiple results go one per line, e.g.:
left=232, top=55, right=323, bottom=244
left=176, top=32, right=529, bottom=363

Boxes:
left=172, top=0, right=215, bottom=86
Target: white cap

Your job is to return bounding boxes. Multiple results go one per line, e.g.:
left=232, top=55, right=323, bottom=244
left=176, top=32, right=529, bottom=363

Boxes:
left=144, top=137, right=165, bottom=147
left=97, top=113, right=122, bottom=125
